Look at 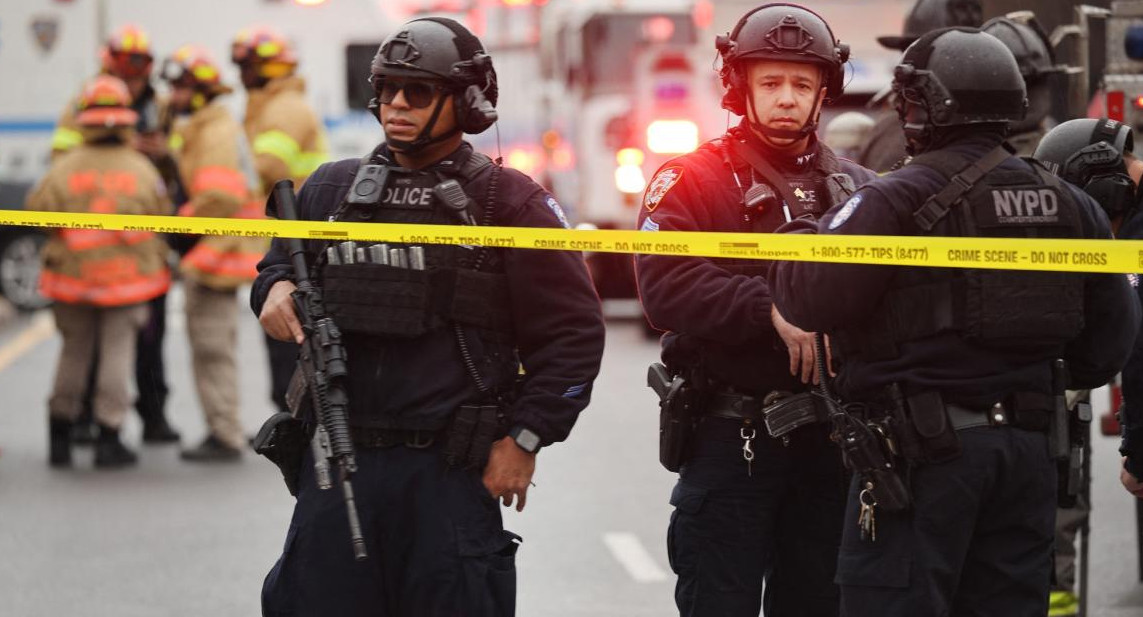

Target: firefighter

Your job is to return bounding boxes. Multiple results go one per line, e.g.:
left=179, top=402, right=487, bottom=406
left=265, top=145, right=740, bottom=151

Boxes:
left=52, top=23, right=182, bottom=445
left=231, top=25, right=328, bottom=416
left=161, top=45, right=263, bottom=462
left=29, top=75, right=172, bottom=468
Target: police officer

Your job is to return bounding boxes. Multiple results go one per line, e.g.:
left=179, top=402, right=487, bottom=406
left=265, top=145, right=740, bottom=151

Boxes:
left=635, top=4, right=874, bottom=615
left=1033, top=117, right=1139, bottom=617
left=982, top=15, right=1067, bottom=155
left=858, top=0, right=983, bottom=173
left=769, top=28, right=1139, bottom=617
left=252, top=17, right=604, bottom=615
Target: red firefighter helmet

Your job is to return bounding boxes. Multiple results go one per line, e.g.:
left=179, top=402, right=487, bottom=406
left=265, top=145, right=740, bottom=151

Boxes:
left=99, top=24, right=154, bottom=79
left=231, top=26, right=298, bottom=78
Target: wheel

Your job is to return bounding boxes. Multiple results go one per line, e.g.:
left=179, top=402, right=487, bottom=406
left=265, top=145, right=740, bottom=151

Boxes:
left=0, top=230, right=49, bottom=311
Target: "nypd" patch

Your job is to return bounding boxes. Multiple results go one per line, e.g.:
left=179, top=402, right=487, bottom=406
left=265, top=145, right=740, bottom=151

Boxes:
left=545, top=195, right=570, bottom=228
left=828, top=193, right=863, bottom=230
left=644, top=167, right=684, bottom=211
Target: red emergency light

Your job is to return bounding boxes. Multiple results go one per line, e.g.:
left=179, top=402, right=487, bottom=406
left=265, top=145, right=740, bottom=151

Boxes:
left=1133, top=95, right=1143, bottom=110
left=1108, top=91, right=1125, bottom=121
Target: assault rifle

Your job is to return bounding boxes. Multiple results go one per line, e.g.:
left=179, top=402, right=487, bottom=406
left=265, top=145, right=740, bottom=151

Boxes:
left=270, top=179, right=367, bottom=561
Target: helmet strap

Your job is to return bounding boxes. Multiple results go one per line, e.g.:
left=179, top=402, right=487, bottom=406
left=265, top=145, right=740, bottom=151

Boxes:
left=384, top=94, right=460, bottom=155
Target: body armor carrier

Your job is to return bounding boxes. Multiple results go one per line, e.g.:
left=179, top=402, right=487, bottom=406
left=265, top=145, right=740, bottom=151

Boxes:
left=834, top=145, right=1087, bottom=361
left=319, top=149, right=513, bottom=340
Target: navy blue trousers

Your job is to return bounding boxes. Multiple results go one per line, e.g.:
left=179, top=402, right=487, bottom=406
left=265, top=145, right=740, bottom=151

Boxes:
left=262, top=443, right=519, bottom=617
left=836, top=426, right=1056, bottom=617
left=667, top=418, right=848, bottom=617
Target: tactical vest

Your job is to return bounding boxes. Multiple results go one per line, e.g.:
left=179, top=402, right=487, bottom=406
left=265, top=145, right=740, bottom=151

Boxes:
left=718, top=137, right=856, bottom=279
left=834, top=145, right=1088, bottom=361
left=319, top=150, right=515, bottom=341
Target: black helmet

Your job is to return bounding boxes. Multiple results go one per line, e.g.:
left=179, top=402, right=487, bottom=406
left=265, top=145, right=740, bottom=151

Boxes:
left=892, top=28, right=1027, bottom=147
left=716, top=3, right=849, bottom=139
left=369, top=17, right=499, bottom=151
left=981, top=16, right=1062, bottom=83
left=878, top=0, right=983, bottom=51
left=1034, top=118, right=1136, bottom=221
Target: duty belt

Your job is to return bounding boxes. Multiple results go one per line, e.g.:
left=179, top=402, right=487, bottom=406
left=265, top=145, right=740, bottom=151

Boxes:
left=350, top=427, right=439, bottom=449
left=705, top=391, right=766, bottom=421
left=945, top=403, right=1051, bottom=432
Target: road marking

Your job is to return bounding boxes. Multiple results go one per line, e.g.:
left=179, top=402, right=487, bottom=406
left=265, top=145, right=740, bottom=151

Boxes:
left=603, top=532, right=669, bottom=583
left=0, top=311, right=53, bottom=373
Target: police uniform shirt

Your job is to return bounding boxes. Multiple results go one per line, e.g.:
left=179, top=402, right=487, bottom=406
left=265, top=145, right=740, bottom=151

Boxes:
left=251, top=143, right=605, bottom=446
left=769, top=132, right=1139, bottom=405
left=636, top=123, right=875, bottom=393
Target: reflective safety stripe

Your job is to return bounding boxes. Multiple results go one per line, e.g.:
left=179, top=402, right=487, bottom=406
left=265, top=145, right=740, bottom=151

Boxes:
left=51, top=127, right=84, bottom=152
left=191, top=166, right=248, bottom=199
left=40, top=267, right=170, bottom=306
left=253, top=129, right=326, bottom=179
left=169, top=133, right=185, bottom=152
left=184, top=243, right=261, bottom=278
left=59, top=228, right=156, bottom=251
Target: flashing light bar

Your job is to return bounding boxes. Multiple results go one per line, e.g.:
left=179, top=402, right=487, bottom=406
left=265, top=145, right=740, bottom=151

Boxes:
left=647, top=120, right=698, bottom=154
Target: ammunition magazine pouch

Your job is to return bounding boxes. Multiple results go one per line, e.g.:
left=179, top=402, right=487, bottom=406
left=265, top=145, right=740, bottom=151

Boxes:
left=762, top=392, right=830, bottom=440
left=443, top=404, right=506, bottom=470
left=323, top=264, right=512, bottom=338
left=252, top=411, right=309, bottom=497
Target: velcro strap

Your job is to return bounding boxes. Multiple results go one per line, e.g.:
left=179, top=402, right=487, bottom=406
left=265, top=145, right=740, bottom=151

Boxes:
left=912, top=145, right=1012, bottom=231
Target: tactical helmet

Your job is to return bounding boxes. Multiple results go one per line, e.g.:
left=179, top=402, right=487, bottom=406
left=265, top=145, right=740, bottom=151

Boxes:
left=981, top=16, right=1063, bottom=83
left=1034, top=118, right=1136, bottom=221
left=892, top=28, right=1027, bottom=146
left=716, top=4, right=849, bottom=141
left=75, top=75, right=138, bottom=128
left=878, top=0, right=983, bottom=51
left=370, top=17, right=498, bottom=148
left=100, top=24, right=154, bottom=79
left=232, top=26, right=298, bottom=80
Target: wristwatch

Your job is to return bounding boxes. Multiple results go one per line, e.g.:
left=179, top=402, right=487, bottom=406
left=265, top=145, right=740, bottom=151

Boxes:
left=509, top=426, right=542, bottom=454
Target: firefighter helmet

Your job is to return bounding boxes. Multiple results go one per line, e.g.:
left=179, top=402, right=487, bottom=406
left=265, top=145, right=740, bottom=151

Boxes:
left=99, top=24, right=154, bottom=79
left=75, top=75, right=139, bottom=128
left=231, top=26, right=298, bottom=79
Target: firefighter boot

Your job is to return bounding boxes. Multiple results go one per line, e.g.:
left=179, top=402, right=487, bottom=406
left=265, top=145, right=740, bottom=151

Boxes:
left=49, top=418, right=73, bottom=468
left=94, top=425, right=138, bottom=469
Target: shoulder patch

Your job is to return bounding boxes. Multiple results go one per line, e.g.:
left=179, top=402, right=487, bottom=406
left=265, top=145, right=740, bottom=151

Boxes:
left=644, top=166, right=684, bottom=212
left=641, top=216, right=660, bottom=232
left=545, top=195, right=570, bottom=228
left=828, top=193, right=863, bottom=230
left=1129, top=273, right=1139, bottom=288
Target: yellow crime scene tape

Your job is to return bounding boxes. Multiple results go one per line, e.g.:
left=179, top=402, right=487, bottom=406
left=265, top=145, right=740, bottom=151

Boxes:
left=3, top=209, right=1143, bottom=275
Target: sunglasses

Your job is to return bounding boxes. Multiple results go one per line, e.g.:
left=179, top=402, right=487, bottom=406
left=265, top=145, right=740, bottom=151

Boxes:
left=375, top=80, right=446, bottom=109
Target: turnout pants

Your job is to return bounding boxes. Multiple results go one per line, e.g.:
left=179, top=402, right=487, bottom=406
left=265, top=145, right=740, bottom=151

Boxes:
left=262, top=442, right=519, bottom=617
left=49, top=302, right=148, bottom=428
left=836, top=426, right=1056, bottom=617
left=184, top=282, right=244, bottom=449
left=667, top=418, right=848, bottom=617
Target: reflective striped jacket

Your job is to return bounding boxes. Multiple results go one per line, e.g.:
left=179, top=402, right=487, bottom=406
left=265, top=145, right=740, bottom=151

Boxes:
left=171, top=101, right=265, bottom=290
left=26, top=140, right=171, bottom=306
left=243, top=76, right=328, bottom=193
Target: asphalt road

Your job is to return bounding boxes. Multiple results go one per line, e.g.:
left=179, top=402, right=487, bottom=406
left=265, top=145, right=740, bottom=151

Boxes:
left=0, top=291, right=1140, bottom=616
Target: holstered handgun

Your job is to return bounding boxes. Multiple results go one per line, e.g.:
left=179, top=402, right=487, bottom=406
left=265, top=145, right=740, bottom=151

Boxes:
left=252, top=411, right=309, bottom=496
left=1059, top=390, right=1091, bottom=508
left=763, top=391, right=829, bottom=440
left=648, top=363, right=695, bottom=473
left=834, top=412, right=911, bottom=512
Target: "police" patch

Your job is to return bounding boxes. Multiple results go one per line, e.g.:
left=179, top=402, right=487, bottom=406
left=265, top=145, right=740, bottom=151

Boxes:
left=644, top=167, right=684, bottom=211
left=828, top=193, right=862, bottom=230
